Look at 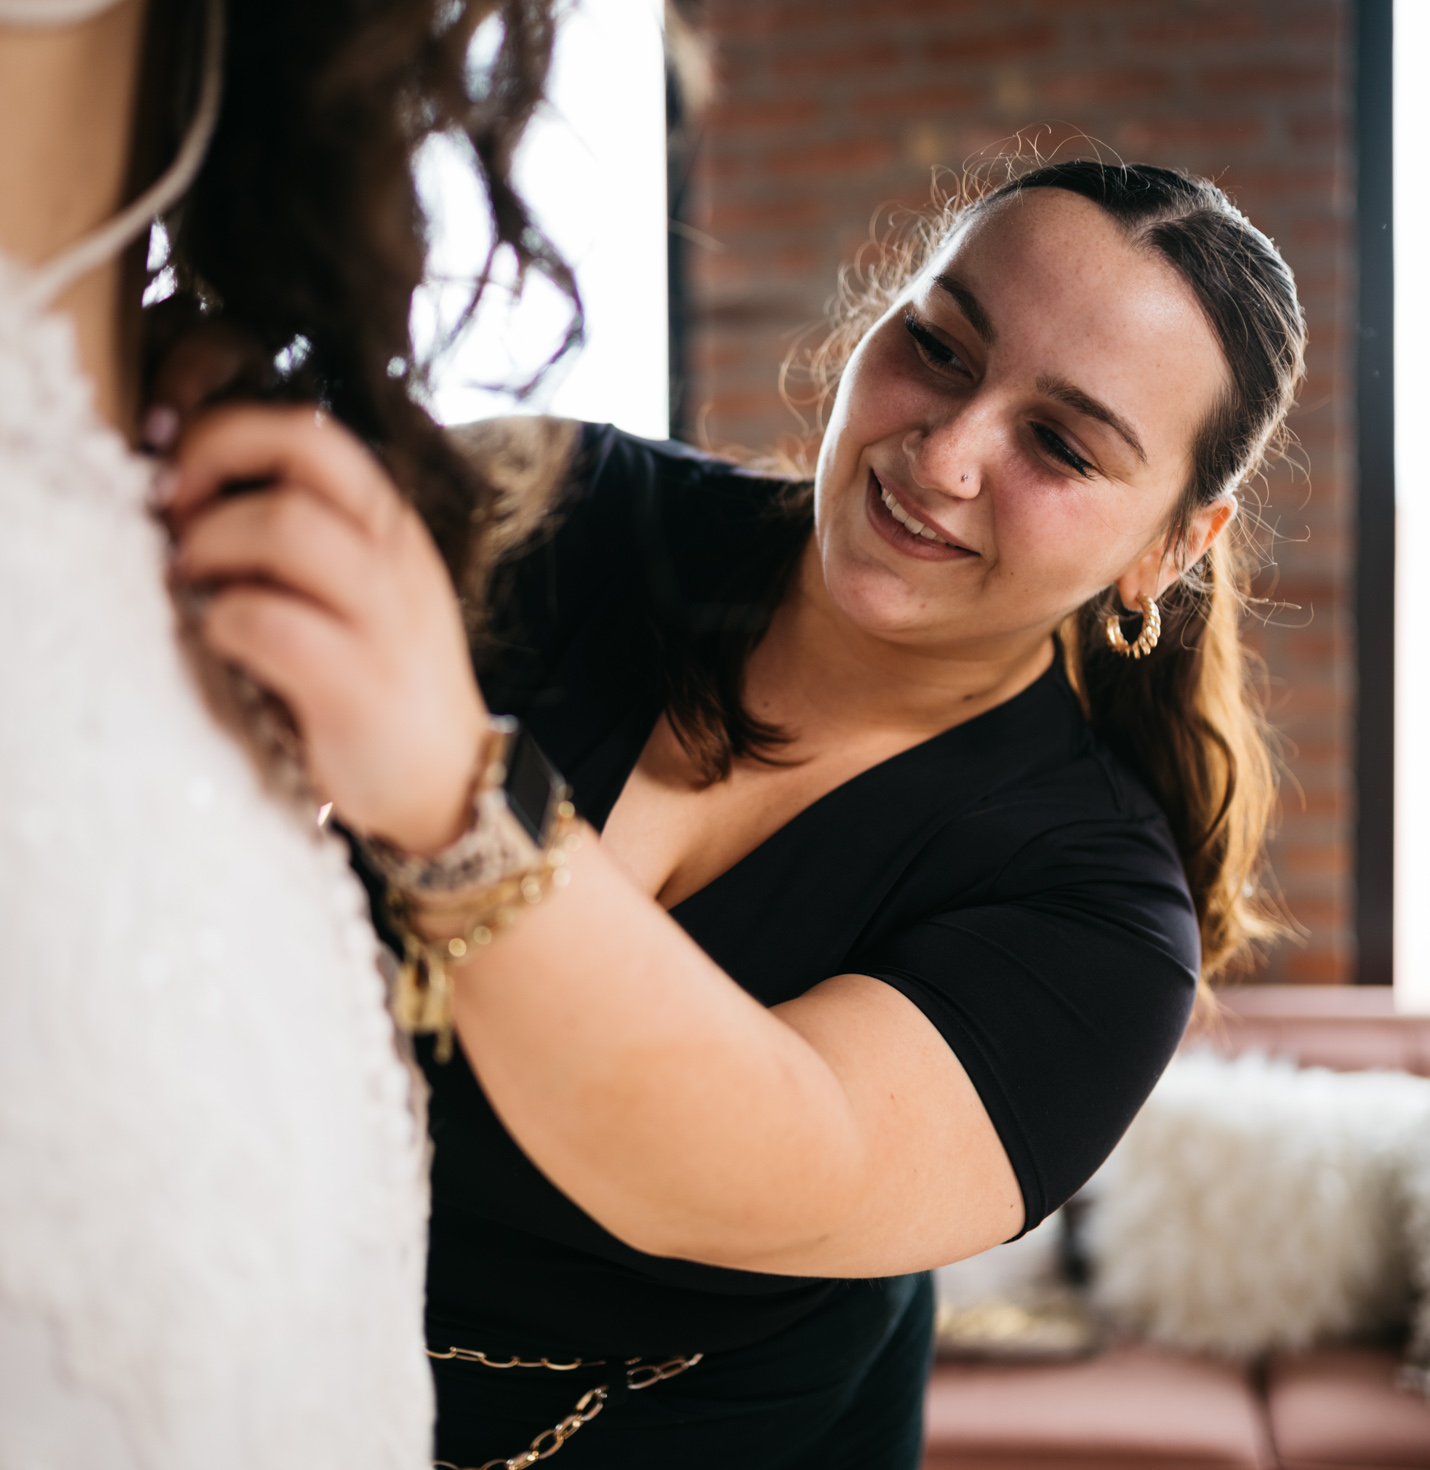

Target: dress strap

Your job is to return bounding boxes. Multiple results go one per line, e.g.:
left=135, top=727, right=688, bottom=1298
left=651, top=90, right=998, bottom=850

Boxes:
left=17, top=0, right=224, bottom=312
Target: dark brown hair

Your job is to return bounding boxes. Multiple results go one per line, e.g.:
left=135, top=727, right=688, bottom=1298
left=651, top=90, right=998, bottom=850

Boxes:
left=130, top=0, right=572, bottom=584
left=1015, top=163, right=1302, bottom=981
left=666, top=161, right=1305, bottom=982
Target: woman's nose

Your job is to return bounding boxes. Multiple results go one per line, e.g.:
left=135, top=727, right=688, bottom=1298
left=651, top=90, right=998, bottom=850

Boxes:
left=901, top=419, right=985, bottom=500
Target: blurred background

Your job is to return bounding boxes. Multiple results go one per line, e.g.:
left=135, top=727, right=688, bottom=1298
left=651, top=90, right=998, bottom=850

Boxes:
left=428, top=0, right=1410, bottom=998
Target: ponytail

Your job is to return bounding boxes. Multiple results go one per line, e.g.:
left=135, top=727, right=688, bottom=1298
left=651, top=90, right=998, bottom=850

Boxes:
left=1060, top=532, right=1283, bottom=979
left=1018, top=160, right=1305, bottom=980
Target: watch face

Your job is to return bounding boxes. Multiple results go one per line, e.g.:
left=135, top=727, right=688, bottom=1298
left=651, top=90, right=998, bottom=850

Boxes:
left=504, top=724, right=565, bottom=844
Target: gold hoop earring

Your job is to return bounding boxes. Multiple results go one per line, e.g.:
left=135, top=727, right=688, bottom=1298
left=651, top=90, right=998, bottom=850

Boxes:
left=1106, top=593, right=1161, bottom=659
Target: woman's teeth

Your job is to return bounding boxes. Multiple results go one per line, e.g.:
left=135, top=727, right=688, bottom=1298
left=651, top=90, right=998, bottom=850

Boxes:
left=880, top=485, right=949, bottom=544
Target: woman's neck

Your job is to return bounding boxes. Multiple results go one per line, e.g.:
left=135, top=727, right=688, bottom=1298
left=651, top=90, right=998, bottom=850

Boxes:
left=0, top=0, right=148, bottom=434
left=747, top=539, right=1056, bottom=749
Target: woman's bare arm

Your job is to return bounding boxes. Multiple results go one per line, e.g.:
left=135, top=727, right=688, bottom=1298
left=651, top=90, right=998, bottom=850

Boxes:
left=439, top=834, right=1023, bottom=1277
left=164, top=402, right=1024, bottom=1279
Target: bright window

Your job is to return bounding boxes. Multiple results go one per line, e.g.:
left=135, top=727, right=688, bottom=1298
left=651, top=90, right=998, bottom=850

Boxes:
left=413, top=0, right=669, bottom=439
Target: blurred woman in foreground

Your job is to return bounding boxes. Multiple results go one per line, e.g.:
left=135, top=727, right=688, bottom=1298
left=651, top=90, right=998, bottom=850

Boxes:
left=0, top=1, right=562, bottom=1463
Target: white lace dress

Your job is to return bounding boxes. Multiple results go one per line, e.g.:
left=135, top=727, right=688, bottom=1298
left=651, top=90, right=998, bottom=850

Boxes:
left=0, top=255, right=435, bottom=1465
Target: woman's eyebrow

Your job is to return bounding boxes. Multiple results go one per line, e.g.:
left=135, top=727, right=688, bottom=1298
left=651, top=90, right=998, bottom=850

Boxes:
left=930, top=273, right=1148, bottom=464
left=1035, top=374, right=1148, bottom=463
left=932, top=274, right=997, bottom=345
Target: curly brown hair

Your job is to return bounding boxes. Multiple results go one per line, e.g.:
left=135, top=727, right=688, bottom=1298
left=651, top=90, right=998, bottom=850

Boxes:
left=129, top=0, right=573, bottom=585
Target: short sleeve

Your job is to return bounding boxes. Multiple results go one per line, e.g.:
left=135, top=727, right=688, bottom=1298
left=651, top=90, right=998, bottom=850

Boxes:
left=477, top=423, right=808, bottom=825
left=481, top=423, right=801, bottom=695
left=855, top=820, right=1198, bottom=1234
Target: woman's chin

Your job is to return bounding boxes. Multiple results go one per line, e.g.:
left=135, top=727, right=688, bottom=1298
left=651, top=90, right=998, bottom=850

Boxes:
left=814, top=496, right=977, bottom=642
left=821, top=557, right=948, bottom=642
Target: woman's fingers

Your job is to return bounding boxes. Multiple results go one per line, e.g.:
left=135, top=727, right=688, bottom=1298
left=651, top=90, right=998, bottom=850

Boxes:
left=161, top=398, right=491, bottom=853
left=199, top=582, right=484, bottom=849
left=160, top=403, right=401, bottom=539
left=175, top=485, right=380, bottom=627
left=142, top=319, right=272, bottom=450
left=200, top=583, right=357, bottom=719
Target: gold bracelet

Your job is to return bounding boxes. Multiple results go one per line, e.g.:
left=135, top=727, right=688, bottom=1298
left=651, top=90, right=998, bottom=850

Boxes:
left=388, top=816, right=582, bottom=1062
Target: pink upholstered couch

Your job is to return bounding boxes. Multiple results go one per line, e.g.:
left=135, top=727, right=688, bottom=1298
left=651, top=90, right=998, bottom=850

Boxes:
left=921, top=987, right=1430, bottom=1470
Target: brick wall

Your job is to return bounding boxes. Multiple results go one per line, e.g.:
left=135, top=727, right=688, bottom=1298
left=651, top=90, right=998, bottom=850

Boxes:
left=681, top=0, right=1355, bottom=984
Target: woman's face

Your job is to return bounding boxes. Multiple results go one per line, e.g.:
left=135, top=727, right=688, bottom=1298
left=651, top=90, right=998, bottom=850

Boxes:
left=812, top=188, right=1231, bottom=657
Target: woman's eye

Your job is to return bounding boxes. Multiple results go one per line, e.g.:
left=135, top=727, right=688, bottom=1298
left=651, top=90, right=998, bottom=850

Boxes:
left=900, top=313, right=1093, bottom=479
left=1033, top=423, right=1094, bottom=478
left=903, top=311, right=970, bottom=378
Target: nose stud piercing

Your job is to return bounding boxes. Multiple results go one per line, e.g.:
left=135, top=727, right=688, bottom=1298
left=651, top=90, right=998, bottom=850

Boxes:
left=961, top=474, right=969, bottom=483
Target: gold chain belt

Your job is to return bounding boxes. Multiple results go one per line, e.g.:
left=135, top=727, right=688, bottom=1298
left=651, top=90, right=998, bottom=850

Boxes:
left=428, top=1346, right=704, bottom=1470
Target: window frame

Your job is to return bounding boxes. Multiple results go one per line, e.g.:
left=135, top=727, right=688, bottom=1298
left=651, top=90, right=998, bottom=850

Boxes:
left=1357, top=0, right=1394, bottom=985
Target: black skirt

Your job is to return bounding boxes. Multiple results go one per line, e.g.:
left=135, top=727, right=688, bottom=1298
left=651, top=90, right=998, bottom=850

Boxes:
left=430, top=1272, right=934, bottom=1470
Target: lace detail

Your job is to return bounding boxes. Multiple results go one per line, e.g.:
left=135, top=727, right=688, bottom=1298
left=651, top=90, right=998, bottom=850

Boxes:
left=0, top=256, right=433, bottom=1464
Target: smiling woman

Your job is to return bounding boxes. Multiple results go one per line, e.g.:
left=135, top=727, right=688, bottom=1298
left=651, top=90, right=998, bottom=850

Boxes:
left=159, top=159, right=1307, bottom=1470
left=793, top=160, right=1301, bottom=979
left=374, top=161, right=1299, bottom=1467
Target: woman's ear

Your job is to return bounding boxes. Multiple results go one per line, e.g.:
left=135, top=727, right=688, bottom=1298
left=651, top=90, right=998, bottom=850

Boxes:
left=1115, top=494, right=1238, bottom=610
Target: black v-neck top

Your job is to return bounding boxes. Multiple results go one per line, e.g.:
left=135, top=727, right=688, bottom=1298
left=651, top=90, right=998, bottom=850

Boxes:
left=417, top=424, right=1199, bottom=1360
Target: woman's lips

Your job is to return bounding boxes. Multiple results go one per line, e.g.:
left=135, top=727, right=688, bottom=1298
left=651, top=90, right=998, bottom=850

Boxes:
left=864, top=473, right=975, bottom=561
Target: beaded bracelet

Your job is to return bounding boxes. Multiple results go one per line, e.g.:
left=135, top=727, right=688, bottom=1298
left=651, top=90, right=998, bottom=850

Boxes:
left=388, top=815, right=582, bottom=1062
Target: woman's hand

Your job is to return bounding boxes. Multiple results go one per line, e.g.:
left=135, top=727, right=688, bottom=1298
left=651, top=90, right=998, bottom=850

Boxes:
left=139, top=309, right=273, bottom=453
left=159, top=403, right=488, bottom=855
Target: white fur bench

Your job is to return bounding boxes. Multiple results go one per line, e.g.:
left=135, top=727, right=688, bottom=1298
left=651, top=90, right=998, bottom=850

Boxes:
left=922, top=987, right=1430, bottom=1470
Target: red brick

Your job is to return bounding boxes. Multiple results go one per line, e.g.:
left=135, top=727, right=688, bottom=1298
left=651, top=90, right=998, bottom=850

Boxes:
left=1288, top=216, right=1351, bottom=246
left=851, top=0, right=1015, bottom=17
left=772, top=246, right=822, bottom=271
left=764, top=138, right=899, bottom=177
left=1219, top=166, right=1342, bottom=200
left=926, top=26, right=1060, bottom=66
left=854, top=87, right=981, bottom=119
left=1275, top=895, right=1347, bottom=926
left=1281, top=952, right=1353, bottom=984
left=704, top=198, right=830, bottom=232
left=1275, top=696, right=1346, bottom=726
left=1281, top=738, right=1348, bottom=769
left=696, top=152, right=747, bottom=184
left=1289, top=112, right=1348, bottom=145
left=705, top=1, right=836, bottom=39
left=1125, top=13, right=1270, bottom=46
left=704, top=98, right=826, bottom=133
left=692, top=254, right=760, bottom=287
left=700, top=389, right=794, bottom=420
left=1023, top=0, right=1168, bottom=10
left=769, top=42, right=902, bottom=80
left=1039, top=68, right=1181, bottom=105
left=1198, top=63, right=1338, bottom=97
left=1114, top=115, right=1267, bottom=150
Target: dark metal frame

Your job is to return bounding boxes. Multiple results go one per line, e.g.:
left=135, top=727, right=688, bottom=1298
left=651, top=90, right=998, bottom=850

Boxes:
left=666, top=45, right=697, bottom=443
left=1355, top=0, right=1395, bottom=982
